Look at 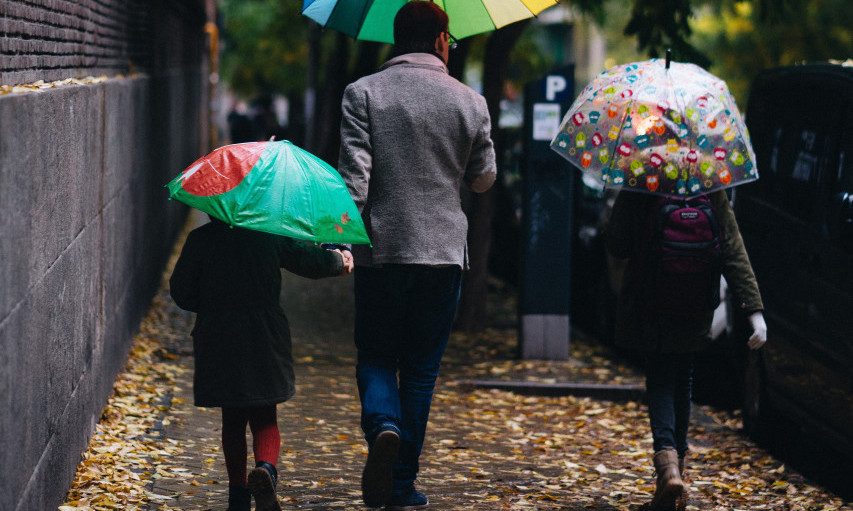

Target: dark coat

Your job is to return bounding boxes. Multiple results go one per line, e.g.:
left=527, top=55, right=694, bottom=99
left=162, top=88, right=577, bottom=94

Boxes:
left=169, top=220, right=343, bottom=407
left=605, top=190, right=763, bottom=354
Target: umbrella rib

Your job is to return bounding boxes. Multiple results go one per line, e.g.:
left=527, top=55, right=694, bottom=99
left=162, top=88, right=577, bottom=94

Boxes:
left=604, top=99, right=633, bottom=172
left=346, top=0, right=378, bottom=39
left=353, top=0, right=376, bottom=38
left=482, top=0, right=556, bottom=29
left=289, top=148, right=317, bottom=238
left=206, top=161, right=231, bottom=181
left=311, top=0, right=375, bottom=38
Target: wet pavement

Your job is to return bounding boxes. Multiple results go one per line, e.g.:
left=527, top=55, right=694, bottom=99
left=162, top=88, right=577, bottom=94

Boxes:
left=63, top=217, right=853, bottom=511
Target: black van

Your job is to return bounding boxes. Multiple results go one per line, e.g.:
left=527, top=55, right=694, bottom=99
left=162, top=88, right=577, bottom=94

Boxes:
left=735, top=63, right=853, bottom=457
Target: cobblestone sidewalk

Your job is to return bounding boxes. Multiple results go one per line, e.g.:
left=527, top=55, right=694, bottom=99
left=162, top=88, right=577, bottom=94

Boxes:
left=64, top=217, right=852, bottom=511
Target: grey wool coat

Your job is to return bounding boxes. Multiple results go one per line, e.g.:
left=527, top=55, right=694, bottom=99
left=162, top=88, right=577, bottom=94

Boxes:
left=338, top=53, right=497, bottom=269
left=169, top=219, right=343, bottom=408
left=605, top=190, right=764, bottom=354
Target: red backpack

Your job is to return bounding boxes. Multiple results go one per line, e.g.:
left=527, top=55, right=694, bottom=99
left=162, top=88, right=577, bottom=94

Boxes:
left=637, top=195, right=722, bottom=316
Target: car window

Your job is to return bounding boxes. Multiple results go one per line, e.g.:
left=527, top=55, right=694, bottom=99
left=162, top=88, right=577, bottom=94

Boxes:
left=824, top=109, right=853, bottom=246
left=759, top=121, right=822, bottom=222
left=747, top=71, right=849, bottom=225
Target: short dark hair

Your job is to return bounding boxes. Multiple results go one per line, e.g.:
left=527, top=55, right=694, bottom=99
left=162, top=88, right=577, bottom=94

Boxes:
left=393, top=1, right=449, bottom=54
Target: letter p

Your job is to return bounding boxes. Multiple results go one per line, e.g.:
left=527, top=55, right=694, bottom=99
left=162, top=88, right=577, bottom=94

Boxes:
left=545, top=75, right=568, bottom=101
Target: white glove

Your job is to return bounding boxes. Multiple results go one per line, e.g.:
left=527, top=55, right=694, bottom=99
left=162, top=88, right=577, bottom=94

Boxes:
left=747, top=311, right=767, bottom=350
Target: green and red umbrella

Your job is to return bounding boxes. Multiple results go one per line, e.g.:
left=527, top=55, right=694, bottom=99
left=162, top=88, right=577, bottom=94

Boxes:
left=166, top=140, right=370, bottom=245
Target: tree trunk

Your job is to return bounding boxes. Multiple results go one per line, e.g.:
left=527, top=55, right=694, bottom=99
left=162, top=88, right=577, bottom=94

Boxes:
left=313, top=32, right=350, bottom=164
left=455, top=20, right=529, bottom=332
left=350, top=41, right=384, bottom=83
left=311, top=38, right=384, bottom=166
left=304, top=23, right=321, bottom=150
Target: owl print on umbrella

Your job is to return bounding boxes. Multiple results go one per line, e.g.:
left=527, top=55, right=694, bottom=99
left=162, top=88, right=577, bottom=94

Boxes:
left=551, top=53, right=758, bottom=197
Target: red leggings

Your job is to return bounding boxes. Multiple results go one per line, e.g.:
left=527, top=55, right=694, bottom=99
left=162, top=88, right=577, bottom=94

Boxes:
left=221, top=405, right=281, bottom=486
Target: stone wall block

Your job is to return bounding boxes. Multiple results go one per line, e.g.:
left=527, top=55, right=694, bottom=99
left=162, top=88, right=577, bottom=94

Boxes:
left=0, top=87, right=103, bottom=320
left=0, top=221, right=102, bottom=511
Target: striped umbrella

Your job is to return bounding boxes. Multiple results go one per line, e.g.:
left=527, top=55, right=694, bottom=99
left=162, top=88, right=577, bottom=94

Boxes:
left=302, top=0, right=558, bottom=43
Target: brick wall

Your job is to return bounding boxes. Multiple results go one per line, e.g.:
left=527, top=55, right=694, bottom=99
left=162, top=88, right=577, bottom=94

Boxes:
left=0, top=0, right=205, bottom=85
left=0, top=1, right=210, bottom=509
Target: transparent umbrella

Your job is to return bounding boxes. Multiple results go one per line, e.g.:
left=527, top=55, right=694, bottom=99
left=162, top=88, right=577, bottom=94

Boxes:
left=551, top=53, right=758, bottom=197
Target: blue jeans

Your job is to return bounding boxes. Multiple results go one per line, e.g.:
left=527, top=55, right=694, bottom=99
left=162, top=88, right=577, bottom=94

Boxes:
left=645, top=352, right=694, bottom=456
left=354, top=265, right=462, bottom=492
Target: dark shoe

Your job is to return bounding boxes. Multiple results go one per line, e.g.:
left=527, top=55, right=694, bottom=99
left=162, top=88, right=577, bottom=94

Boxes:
left=362, top=429, right=400, bottom=508
left=386, top=487, right=429, bottom=510
left=227, top=485, right=251, bottom=511
left=248, top=461, right=281, bottom=511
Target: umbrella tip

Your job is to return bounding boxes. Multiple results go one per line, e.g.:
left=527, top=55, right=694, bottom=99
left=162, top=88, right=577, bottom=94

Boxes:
left=665, top=48, right=671, bottom=69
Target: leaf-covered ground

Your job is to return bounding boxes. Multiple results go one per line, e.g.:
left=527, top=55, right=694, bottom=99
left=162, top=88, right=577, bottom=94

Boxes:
left=62, top=240, right=852, bottom=511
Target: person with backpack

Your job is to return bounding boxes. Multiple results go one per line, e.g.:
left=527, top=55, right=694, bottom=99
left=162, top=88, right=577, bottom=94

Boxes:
left=605, top=189, right=767, bottom=510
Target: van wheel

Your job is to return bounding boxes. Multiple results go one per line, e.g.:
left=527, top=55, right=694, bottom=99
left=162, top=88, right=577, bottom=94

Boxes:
left=742, top=349, right=768, bottom=441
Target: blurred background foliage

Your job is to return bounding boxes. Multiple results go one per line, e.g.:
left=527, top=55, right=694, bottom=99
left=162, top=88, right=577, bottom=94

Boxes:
left=220, top=0, right=310, bottom=97
left=215, top=0, right=851, bottom=330
left=220, top=0, right=851, bottom=110
left=691, top=0, right=853, bottom=104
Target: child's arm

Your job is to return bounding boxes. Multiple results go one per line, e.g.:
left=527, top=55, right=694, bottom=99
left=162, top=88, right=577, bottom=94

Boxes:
left=322, top=245, right=354, bottom=275
left=169, top=232, right=202, bottom=312
left=278, top=238, right=346, bottom=279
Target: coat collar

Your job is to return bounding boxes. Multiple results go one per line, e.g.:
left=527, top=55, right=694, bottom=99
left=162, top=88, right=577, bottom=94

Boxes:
left=380, top=53, right=448, bottom=74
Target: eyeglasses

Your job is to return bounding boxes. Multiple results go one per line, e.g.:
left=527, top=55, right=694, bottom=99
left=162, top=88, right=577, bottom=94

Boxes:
left=445, top=31, right=458, bottom=50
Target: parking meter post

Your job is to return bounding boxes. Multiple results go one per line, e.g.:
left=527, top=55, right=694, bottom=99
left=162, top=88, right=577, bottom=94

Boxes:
left=519, top=65, right=575, bottom=360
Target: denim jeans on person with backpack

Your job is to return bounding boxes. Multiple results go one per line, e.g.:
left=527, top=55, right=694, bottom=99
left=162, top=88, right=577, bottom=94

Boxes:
left=645, top=352, right=695, bottom=456
left=354, top=264, right=462, bottom=493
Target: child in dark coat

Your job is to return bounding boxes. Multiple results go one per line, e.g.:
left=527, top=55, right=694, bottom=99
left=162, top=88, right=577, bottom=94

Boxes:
left=169, top=217, right=353, bottom=511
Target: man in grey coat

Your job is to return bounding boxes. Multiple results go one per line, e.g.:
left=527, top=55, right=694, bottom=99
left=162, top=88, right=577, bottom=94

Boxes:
left=337, top=2, right=496, bottom=509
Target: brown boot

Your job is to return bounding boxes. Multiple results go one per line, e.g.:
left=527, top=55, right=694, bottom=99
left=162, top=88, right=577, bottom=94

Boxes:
left=649, top=447, right=685, bottom=510
left=677, top=455, right=688, bottom=508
